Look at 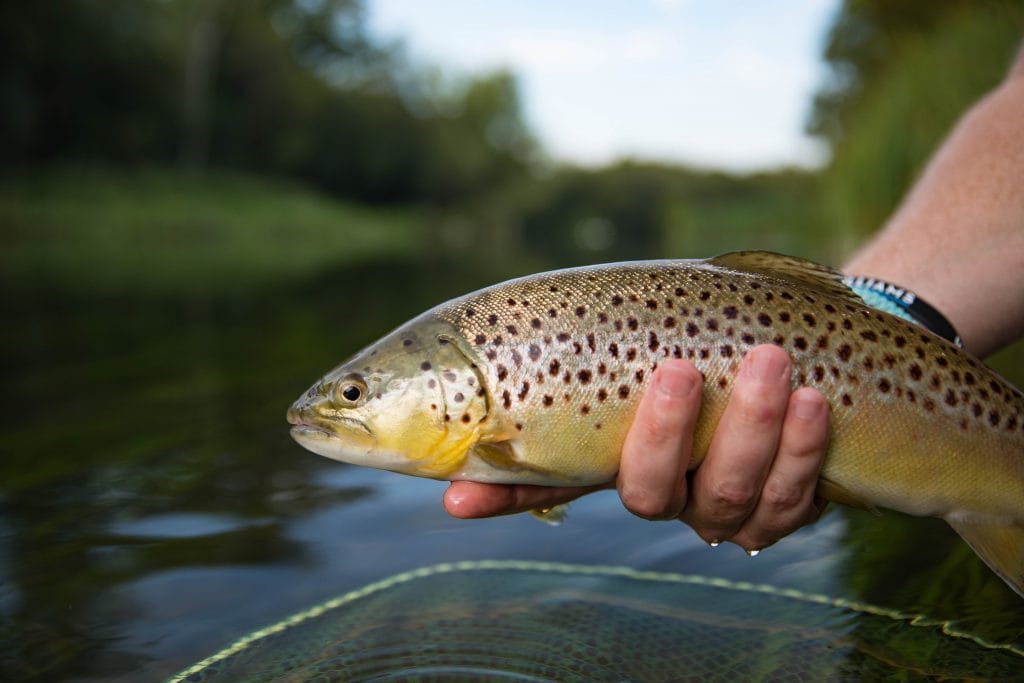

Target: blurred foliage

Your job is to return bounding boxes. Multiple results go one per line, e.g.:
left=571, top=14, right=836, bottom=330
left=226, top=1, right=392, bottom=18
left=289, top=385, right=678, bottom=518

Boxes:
left=0, top=0, right=536, bottom=205
left=818, top=1, right=1024, bottom=243
left=808, top=0, right=982, bottom=146
left=0, top=166, right=419, bottom=296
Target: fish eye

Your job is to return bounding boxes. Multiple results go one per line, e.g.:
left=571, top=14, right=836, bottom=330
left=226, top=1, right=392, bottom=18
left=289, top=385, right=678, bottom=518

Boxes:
left=335, top=375, right=368, bottom=405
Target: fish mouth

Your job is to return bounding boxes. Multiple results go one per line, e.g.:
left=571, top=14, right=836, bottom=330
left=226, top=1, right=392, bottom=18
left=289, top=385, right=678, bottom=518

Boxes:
left=289, top=417, right=372, bottom=441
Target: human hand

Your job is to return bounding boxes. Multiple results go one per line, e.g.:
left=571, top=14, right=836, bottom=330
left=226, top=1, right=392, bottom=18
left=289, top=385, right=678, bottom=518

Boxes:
left=443, top=345, right=830, bottom=552
left=616, top=345, right=830, bottom=552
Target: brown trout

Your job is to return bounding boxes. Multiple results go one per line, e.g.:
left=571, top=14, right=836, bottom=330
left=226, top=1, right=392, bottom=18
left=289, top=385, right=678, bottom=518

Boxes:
left=287, top=252, right=1024, bottom=597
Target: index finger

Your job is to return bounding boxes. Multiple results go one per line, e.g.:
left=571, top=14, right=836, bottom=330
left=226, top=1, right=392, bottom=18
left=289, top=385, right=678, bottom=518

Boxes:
left=443, top=481, right=601, bottom=518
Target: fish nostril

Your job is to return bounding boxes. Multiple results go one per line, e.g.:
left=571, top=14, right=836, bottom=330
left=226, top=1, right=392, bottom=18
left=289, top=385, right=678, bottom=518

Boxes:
left=286, top=406, right=303, bottom=425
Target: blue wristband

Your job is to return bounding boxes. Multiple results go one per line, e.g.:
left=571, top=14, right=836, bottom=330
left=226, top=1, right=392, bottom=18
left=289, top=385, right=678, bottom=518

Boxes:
left=843, top=275, right=963, bottom=348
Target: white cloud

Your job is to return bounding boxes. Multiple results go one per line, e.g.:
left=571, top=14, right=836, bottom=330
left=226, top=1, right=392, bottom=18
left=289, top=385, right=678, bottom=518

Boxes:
left=369, top=0, right=839, bottom=170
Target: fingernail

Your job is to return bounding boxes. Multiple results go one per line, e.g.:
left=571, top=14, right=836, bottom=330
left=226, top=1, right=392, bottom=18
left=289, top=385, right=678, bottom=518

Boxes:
left=746, top=549, right=760, bottom=557
left=792, top=390, right=825, bottom=421
left=658, top=361, right=698, bottom=399
left=745, top=347, right=789, bottom=383
left=708, top=540, right=720, bottom=547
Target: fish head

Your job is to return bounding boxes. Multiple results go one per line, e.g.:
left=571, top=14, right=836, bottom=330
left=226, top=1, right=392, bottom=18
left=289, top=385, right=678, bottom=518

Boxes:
left=287, top=314, right=488, bottom=479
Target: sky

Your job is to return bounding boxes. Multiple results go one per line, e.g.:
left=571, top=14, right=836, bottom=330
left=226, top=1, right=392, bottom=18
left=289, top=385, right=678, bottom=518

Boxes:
left=367, top=0, right=840, bottom=172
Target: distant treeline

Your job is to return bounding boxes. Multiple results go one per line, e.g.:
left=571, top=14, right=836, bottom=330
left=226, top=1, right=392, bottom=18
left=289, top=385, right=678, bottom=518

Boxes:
left=0, top=0, right=535, bottom=205
left=2, top=1, right=1021, bottom=256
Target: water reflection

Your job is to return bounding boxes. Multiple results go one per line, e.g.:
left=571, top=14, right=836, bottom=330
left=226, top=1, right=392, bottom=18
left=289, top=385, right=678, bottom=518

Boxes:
left=1, top=256, right=1022, bottom=681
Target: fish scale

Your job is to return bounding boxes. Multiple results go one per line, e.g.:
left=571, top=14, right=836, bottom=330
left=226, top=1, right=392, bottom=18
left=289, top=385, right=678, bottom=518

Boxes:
left=288, top=251, right=1024, bottom=598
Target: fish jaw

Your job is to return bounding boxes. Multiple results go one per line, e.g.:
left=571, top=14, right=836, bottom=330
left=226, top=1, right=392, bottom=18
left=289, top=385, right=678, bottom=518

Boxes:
left=288, top=422, right=428, bottom=476
left=288, top=312, right=491, bottom=479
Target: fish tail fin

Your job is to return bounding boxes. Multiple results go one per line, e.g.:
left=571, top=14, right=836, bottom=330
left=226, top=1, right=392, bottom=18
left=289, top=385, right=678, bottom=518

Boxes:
left=946, top=517, right=1024, bottom=598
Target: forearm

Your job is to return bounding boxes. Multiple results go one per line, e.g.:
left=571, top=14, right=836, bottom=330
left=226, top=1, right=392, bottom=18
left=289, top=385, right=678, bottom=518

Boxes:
left=843, top=46, right=1024, bottom=358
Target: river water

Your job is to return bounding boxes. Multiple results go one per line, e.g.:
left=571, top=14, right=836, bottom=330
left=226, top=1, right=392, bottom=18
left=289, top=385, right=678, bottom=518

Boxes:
left=2, top=257, right=1022, bottom=681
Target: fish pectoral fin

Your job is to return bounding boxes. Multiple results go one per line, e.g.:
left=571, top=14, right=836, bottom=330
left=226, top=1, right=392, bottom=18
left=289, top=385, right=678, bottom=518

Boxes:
left=947, top=517, right=1024, bottom=598
left=708, top=251, right=865, bottom=307
left=815, top=477, right=880, bottom=514
left=472, top=440, right=558, bottom=475
left=530, top=504, right=570, bottom=526
left=472, top=441, right=524, bottom=471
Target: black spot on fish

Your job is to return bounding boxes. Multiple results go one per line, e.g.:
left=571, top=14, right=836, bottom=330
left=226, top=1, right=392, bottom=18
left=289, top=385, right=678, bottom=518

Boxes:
left=487, top=314, right=498, bottom=326
left=518, top=382, right=530, bottom=401
left=794, top=337, right=808, bottom=351
left=802, top=313, right=816, bottom=327
left=664, top=316, right=677, bottom=329
left=686, top=322, right=699, bottom=338
left=609, top=342, right=620, bottom=358
left=578, top=369, right=592, bottom=384
left=646, top=299, right=658, bottom=310
left=723, top=305, right=738, bottom=319
left=757, top=313, right=772, bottom=327
left=531, top=318, right=542, bottom=329
left=627, top=317, right=639, bottom=331
left=549, top=359, right=560, bottom=376
left=837, top=344, right=852, bottom=362
left=706, top=318, right=719, bottom=332
left=529, top=344, right=542, bottom=361
left=720, top=345, right=734, bottom=358
left=618, top=385, right=630, bottom=399
left=648, top=332, right=660, bottom=352
left=543, top=395, right=553, bottom=406
left=575, top=306, right=586, bottom=318
left=421, top=361, right=432, bottom=371
left=496, top=365, right=508, bottom=381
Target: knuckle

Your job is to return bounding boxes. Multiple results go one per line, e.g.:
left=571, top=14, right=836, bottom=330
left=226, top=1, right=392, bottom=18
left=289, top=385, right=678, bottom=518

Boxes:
left=620, top=487, right=682, bottom=520
left=735, top=394, right=785, bottom=428
left=760, top=479, right=805, bottom=513
left=708, top=478, right=757, bottom=510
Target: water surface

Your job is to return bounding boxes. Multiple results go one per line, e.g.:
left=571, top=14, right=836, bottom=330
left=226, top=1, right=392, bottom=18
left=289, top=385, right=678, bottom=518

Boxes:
left=2, top=258, right=1021, bottom=681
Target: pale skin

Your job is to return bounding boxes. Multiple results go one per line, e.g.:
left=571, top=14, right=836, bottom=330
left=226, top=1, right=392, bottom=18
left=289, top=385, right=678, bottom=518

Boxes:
left=444, top=44, right=1024, bottom=551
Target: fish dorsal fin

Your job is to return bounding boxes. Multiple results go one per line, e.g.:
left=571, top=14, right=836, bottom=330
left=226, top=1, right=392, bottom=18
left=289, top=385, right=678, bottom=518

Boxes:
left=708, top=251, right=864, bottom=307
left=946, top=517, right=1024, bottom=598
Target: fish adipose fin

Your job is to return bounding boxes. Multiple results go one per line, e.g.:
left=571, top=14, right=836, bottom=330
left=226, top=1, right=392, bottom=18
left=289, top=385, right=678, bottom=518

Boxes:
left=947, top=518, right=1024, bottom=598
left=708, top=251, right=865, bottom=307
